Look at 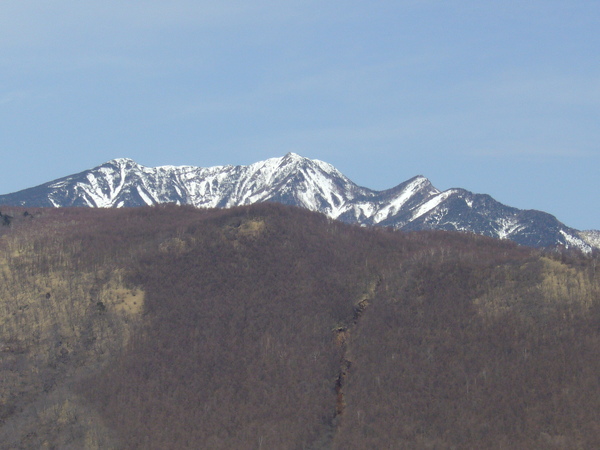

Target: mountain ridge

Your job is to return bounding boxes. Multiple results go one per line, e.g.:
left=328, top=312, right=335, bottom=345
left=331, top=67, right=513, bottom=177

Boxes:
left=0, top=153, right=594, bottom=251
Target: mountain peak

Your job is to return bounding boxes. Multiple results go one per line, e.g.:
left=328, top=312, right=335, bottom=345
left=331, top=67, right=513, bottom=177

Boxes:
left=280, top=152, right=308, bottom=166
left=106, top=157, right=139, bottom=168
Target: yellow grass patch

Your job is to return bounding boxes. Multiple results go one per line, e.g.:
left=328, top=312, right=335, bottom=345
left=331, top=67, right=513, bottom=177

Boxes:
left=238, top=219, right=266, bottom=238
left=538, top=257, right=594, bottom=310
left=473, top=257, right=598, bottom=318
left=108, top=288, right=145, bottom=315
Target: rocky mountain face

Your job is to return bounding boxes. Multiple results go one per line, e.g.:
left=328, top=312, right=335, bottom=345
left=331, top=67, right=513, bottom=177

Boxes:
left=0, top=153, right=593, bottom=250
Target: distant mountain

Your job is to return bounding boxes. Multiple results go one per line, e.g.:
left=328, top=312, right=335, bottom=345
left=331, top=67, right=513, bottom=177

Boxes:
left=0, top=153, right=593, bottom=251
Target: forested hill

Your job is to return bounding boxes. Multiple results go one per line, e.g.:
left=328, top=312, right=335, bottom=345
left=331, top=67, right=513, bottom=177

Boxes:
left=1, top=204, right=600, bottom=449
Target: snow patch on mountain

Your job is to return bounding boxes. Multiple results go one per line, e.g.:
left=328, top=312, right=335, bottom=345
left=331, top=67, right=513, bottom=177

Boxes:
left=495, top=217, right=524, bottom=240
left=578, top=230, right=600, bottom=250
left=373, top=176, right=434, bottom=224
left=413, top=190, right=454, bottom=221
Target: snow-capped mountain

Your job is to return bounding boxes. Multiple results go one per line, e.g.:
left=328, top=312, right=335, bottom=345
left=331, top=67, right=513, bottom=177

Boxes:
left=0, top=153, right=593, bottom=251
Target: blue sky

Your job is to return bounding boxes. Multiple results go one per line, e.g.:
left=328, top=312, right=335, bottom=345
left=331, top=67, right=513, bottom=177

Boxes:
left=1, top=1, right=598, bottom=229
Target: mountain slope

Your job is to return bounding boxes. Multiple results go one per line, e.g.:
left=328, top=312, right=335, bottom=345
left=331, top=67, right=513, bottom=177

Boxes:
left=0, top=153, right=592, bottom=250
left=1, top=204, right=600, bottom=449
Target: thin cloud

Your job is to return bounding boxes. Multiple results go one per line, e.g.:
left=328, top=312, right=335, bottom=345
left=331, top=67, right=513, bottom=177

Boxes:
left=0, top=90, right=29, bottom=105
left=0, top=1, right=318, bottom=49
left=0, top=89, right=52, bottom=106
left=467, top=143, right=594, bottom=158
left=466, top=72, right=600, bottom=108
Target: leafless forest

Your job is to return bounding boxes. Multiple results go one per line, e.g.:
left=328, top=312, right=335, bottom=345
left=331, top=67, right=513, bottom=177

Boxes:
left=1, top=203, right=599, bottom=449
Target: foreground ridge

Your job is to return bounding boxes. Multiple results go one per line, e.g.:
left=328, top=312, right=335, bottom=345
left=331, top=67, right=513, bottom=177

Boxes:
left=0, top=153, right=593, bottom=250
left=1, top=204, right=599, bottom=448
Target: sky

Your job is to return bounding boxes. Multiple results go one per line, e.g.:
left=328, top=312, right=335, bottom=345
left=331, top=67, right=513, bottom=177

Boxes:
left=1, top=1, right=598, bottom=230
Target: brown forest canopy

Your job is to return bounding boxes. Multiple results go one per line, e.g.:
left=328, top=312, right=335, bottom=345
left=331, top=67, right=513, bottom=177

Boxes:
left=0, top=203, right=599, bottom=449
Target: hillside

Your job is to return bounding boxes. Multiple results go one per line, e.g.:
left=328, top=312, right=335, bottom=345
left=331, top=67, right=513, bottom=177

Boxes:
left=1, top=204, right=599, bottom=449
